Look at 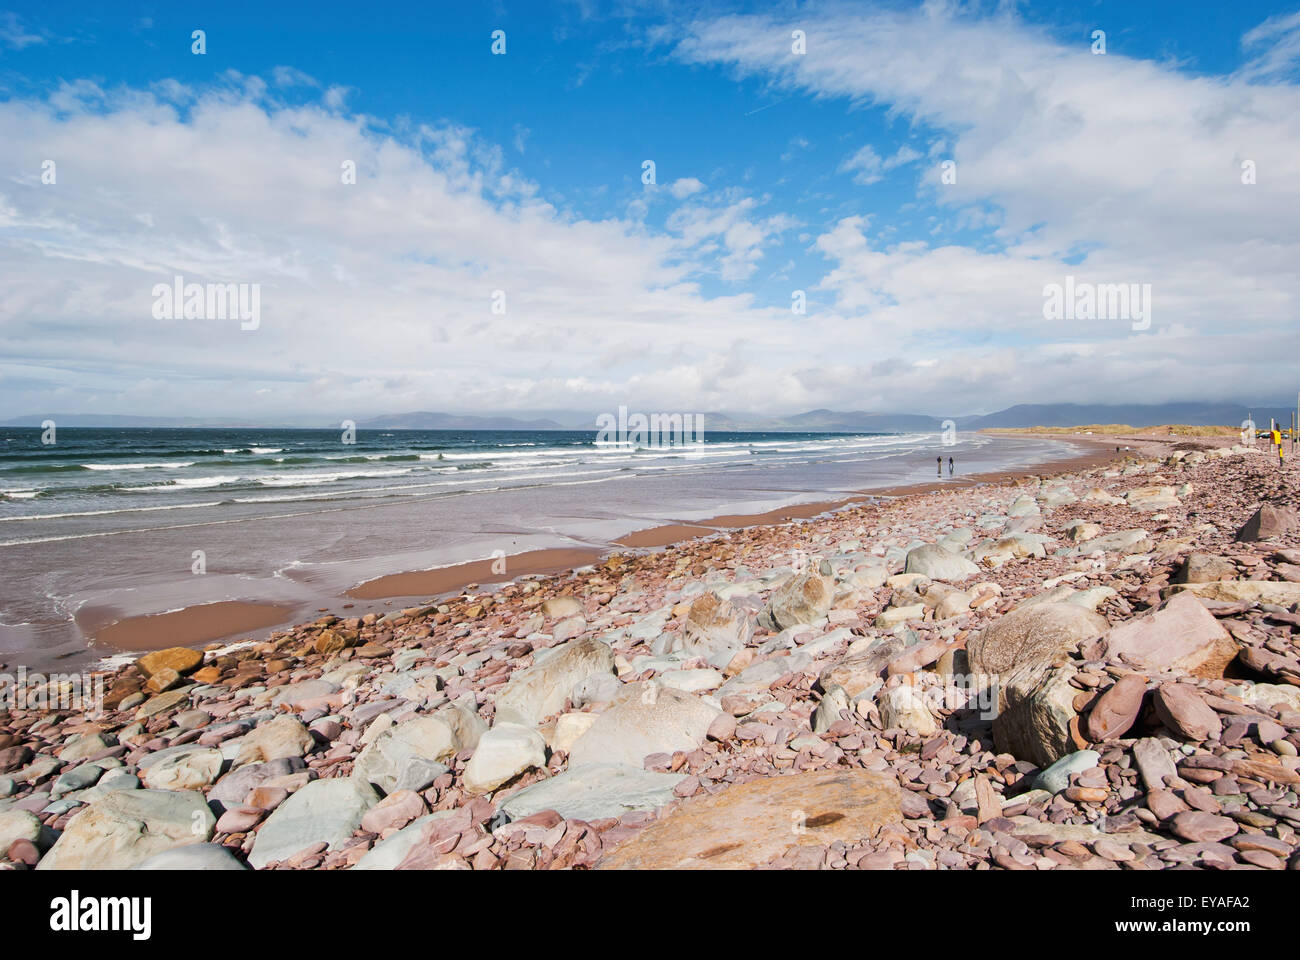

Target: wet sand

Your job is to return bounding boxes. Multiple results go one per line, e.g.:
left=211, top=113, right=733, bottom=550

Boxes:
left=347, top=547, right=606, bottom=600
left=613, top=524, right=720, bottom=548
left=82, top=600, right=298, bottom=655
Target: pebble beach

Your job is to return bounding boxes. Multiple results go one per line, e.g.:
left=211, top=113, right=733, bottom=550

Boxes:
left=3, top=435, right=1300, bottom=872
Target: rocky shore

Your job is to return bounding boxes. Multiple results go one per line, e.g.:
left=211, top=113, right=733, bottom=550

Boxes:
left=3, top=439, right=1300, bottom=871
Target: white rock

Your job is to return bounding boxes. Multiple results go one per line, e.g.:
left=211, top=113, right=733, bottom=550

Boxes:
left=462, top=723, right=547, bottom=795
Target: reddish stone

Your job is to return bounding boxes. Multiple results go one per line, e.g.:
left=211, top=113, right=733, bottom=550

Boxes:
left=6, top=838, right=40, bottom=866
left=1169, top=811, right=1238, bottom=843
left=1084, top=675, right=1147, bottom=741
left=1153, top=684, right=1221, bottom=741
left=0, top=745, right=32, bottom=773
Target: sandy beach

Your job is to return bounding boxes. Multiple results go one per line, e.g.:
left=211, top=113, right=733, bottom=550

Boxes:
left=3, top=433, right=1299, bottom=872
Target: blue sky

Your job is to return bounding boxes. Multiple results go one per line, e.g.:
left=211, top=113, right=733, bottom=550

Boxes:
left=2, top=1, right=1300, bottom=420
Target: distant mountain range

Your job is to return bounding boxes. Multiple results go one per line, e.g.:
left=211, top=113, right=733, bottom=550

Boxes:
left=3, top=402, right=1294, bottom=431
left=355, top=412, right=567, bottom=430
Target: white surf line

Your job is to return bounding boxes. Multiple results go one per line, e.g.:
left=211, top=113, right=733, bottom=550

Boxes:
left=0, top=470, right=640, bottom=547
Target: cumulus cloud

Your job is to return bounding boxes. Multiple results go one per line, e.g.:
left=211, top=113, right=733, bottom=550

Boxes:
left=669, top=177, right=706, bottom=198
left=666, top=194, right=797, bottom=282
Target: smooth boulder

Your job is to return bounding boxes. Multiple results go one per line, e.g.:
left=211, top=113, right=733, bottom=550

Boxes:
left=247, top=777, right=378, bottom=869
left=967, top=602, right=1108, bottom=678
left=461, top=723, right=547, bottom=795
left=37, top=789, right=215, bottom=871
left=1152, top=684, right=1221, bottom=741
left=234, top=716, right=315, bottom=766
left=133, top=843, right=247, bottom=870
left=904, top=543, right=979, bottom=582
left=493, top=637, right=615, bottom=728
left=1083, top=675, right=1147, bottom=741
left=992, top=660, right=1082, bottom=767
left=139, top=746, right=224, bottom=791
left=762, top=573, right=834, bottom=631
left=672, top=592, right=754, bottom=660
left=568, top=684, right=724, bottom=768
left=351, top=715, right=461, bottom=794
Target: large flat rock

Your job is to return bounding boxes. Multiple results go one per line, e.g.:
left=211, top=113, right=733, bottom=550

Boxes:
left=597, top=769, right=902, bottom=869
left=1168, top=580, right=1300, bottom=606
left=1236, top=504, right=1299, bottom=542
left=1098, top=592, right=1237, bottom=678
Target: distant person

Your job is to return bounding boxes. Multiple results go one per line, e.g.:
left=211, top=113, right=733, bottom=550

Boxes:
left=937, top=456, right=942, bottom=477
left=948, top=456, right=954, bottom=476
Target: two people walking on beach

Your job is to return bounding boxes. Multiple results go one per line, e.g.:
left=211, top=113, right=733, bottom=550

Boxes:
left=937, top=456, right=954, bottom=478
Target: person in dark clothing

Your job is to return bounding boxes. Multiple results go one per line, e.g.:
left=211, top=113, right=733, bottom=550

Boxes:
left=937, top=456, right=942, bottom=477
left=948, top=456, right=954, bottom=476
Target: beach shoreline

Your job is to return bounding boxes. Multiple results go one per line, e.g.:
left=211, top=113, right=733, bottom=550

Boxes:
left=75, top=435, right=1121, bottom=665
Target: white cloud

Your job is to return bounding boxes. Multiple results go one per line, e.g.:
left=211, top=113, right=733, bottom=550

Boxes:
left=840, top=143, right=921, bottom=184
left=666, top=194, right=796, bottom=282
left=272, top=66, right=319, bottom=89
left=840, top=145, right=884, bottom=184
left=669, top=176, right=706, bottom=198
left=1239, top=11, right=1300, bottom=81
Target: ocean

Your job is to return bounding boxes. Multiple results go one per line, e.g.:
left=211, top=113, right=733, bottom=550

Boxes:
left=0, top=426, right=1083, bottom=668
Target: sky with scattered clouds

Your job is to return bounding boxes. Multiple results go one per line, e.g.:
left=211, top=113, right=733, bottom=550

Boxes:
left=2, top=0, right=1299, bottom=422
